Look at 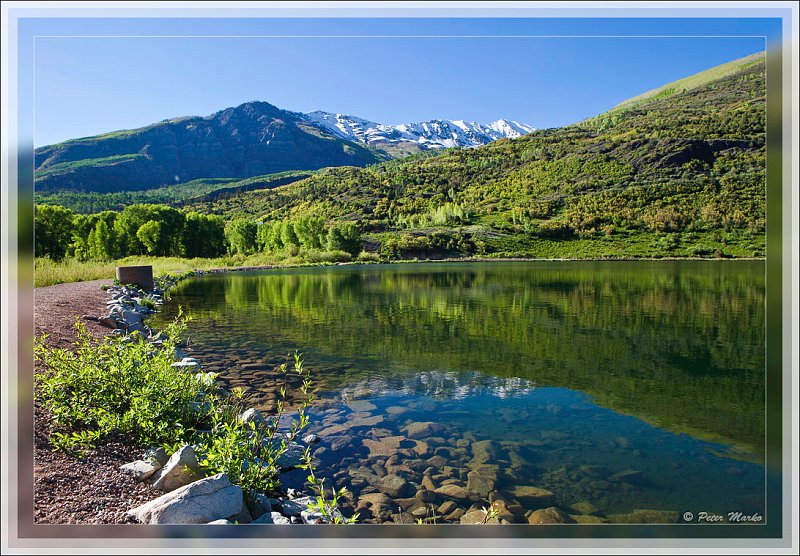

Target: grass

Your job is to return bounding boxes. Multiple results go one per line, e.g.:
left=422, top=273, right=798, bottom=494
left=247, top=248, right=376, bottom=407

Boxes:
left=34, top=249, right=375, bottom=287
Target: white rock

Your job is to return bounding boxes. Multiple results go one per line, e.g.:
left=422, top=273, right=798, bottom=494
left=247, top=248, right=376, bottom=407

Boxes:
left=127, top=473, right=243, bottom=525
left=151, top=445, right=200, bottom=492
left=120, top=459, right=161, bottom=482
left=239, top=408, right=265, bottom=426
left=171, top=361, right=200, bottom=370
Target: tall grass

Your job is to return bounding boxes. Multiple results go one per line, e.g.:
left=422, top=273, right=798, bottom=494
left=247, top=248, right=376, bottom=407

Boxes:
left=35, top=248, right=369, bottom=287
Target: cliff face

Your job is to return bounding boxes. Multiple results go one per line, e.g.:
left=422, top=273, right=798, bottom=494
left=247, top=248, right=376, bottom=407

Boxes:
left=35, top=101, right=385, bottom=193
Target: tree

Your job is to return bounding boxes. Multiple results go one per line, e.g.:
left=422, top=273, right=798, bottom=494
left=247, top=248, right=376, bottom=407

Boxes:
left=183, top=212, right=226, bottom=258
left=34, top=204, right=74, bottom=261
left=88, top=220, right=115, bottom=260
left=326, top=222, right=362, bottom=256
left=136, top=220, right=161, bottom=255
left=280, top=220, right=299, bottom=248
left=225, top=219, right=257, bottom=255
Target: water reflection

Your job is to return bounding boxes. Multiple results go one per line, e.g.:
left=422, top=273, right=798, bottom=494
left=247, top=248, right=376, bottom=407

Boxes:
left=152, top=261, right=766, bottom=522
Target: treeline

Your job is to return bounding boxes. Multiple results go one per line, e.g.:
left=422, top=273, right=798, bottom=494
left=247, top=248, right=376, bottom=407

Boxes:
left=34, top=203, right=363, bottom=261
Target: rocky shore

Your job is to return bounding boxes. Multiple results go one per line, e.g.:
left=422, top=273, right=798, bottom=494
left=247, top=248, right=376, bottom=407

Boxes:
left=34, top=273, right=344, bottom=525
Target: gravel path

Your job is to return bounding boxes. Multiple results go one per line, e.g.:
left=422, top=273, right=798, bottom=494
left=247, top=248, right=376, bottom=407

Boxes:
left=33, top=279, right=160, bottom=524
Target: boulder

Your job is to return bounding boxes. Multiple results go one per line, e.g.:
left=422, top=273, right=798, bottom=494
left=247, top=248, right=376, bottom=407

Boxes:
left=346, top=400, right=377, bottom=412
left=254, top=511, right=291, bottom=524
left=278, top=496, right=316, bottom=517
left=433, top=484, right=470, bottom=500
left=247, top=491, right=274, bottom=520
left=143, top=446, right=169, bottom=467
left=460, top=509, right=500, bottom=525
left=569, top=500, right=600, bottom=516
left=151, top=445, right=200, bottom=492
left=470, top=440, right=498, bottom=465
left=375, top=474, right=414, bottom=498
left=402, top=422, right=445, bottom=439
left=207, top=519, right=233, bottom=525
left=503, top=485, right=555, bottom=509
left=437, top=500, right=458, bottom=515
left=527, top=506, right=575, bottom=524
left=302, top=434, right=320, bottom=445
left=120, top=459, right=161, bottom=482
left=362, top=436, right=404, bottom=458
left=610, top=469, right=646, bottom=485
left=239, top=408, right=266, bottom=427
left=127, top=473, right=243, bottom=524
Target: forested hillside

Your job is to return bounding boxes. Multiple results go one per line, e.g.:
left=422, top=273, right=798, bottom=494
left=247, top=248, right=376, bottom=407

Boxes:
left=183, top=52, right=764, bottom=259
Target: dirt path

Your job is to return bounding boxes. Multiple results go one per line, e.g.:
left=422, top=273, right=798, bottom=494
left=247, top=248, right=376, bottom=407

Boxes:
left=33, top=279, right=160, bottom=523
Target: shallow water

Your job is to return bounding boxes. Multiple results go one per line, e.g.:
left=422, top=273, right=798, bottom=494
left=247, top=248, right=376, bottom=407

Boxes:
left=152, top=261, right=765, bottom=523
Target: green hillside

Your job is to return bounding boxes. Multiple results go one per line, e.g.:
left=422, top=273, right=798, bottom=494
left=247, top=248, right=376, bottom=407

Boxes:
left=183, top=53, right=765, bottom=260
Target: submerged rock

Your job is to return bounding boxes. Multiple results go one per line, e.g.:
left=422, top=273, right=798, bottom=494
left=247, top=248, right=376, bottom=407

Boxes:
left=375, top=474, right=414, bottom=498
left=402, top=421, right=445, bottom=439
left=461, top=508, right=500, bottom=525
left=502, top=485, right=555, bottom=509
left=527, top=506, right=575, bottom=524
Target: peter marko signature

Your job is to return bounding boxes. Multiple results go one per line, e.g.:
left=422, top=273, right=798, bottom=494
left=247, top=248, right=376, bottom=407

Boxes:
left=682, top=511, right=764, bottom=523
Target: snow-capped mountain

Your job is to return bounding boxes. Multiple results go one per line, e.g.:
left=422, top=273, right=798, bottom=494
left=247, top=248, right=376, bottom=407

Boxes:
left=303, top=110, right=534, bottom=150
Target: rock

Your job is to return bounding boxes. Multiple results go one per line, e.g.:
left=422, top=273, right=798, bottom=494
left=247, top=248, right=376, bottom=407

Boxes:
left=460, top=509, right=500, bottom=525
left=571, top=514, right=607, bottom=524
left=466, top=470, right=496, bottom=498
left=120, top=460, right=161, bottom=482
left=527, top=506, right=575, bottom=524
left=274, top=441, right=306, bottom=470
left=569, top=501, right=600, bottom=515
left=402, top=421, right=445, bottom=439
left=278, top=496, right=316, bottom=517
left=151, top=445, right=200, bottom=492
left=437, top=500, right=457, bottom=515
left=170, top=361, right=200, bottom=370
left=425, top=455, right=449, bottom=469
left=421, top=475, right=437, bottom=491
left=411, top=506, right=429, bottom=518
left=503, top=485, right=556, bottom=509
left=346, top=400, right=377, bottom=412
left=318, top=424, right=350, bottom=437
left=143, top=446, right=169, bottom=467
left=470, top=440, right=498, bottom=465
left=127, top=473, right=243, bottom=524
left=446, top=508, right=466, bottom=522
left=253, top=511, right=291, bottom=524
left=579, top=465, right=611, bottom=478
left=302, top=434, right=320, bottom=445
left=434, top=484, right=470, bottom=500
left=606, top=509, right=679, bottom=523
left=540, top=430, right=569, bottom=441
left=610, top=469, right=646, bottom=485
left=230, top=505, right=253, bottom=524
left=207, top=519, right=233, bottom=525
left=348, top=415, right=384, bottom=429
left=98, top=316, right=121, bottom=329
left=415, top=489, right=441, bottom=503
left=375, top=474, right=414, bottom=498
left=247, top=491, right=273, bottom=519
left=491, top=500, right=525, bottom=523
left=302, top=505, right=344, bottom=524
left=356, top=492, right=394, bottom=521
left=362, top=436, right=404, bottom=458
left=385, top=406, right=411, bottom=415
left=237, top=408, right=265, bottom=426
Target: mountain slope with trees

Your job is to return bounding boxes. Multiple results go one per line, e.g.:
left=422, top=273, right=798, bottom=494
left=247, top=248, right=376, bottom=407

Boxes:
left=182, top=52, right=765, bottom=259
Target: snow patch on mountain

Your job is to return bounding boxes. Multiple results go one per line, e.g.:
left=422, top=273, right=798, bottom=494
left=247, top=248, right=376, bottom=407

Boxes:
left=303, top=111, right=534, bottom=149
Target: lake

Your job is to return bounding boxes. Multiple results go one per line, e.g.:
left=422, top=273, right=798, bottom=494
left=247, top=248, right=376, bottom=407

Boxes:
left=152, top=261, right=765, bottom=524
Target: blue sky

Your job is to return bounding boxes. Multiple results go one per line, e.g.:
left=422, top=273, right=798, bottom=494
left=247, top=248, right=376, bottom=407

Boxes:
left=30, top=17, right=775, bottom=147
